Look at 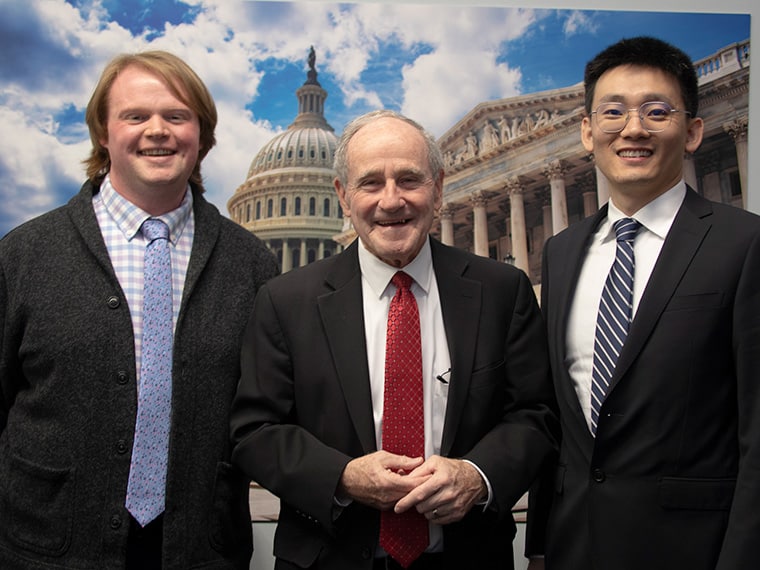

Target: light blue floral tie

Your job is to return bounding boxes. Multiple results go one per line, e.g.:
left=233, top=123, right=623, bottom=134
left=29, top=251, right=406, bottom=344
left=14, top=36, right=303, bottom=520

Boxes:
left=126, top=218, right=173, bottom=526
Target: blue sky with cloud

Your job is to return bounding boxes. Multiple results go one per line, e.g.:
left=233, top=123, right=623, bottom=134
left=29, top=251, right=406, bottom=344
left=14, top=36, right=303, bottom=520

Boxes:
left=0, top=0, right=750, bottom=237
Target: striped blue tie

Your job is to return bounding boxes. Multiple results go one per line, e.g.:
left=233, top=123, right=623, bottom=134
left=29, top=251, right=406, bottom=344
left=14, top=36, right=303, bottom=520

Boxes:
left=590, top=217, right=640, bottom=436
left=126, top=218, right=173, bottom=526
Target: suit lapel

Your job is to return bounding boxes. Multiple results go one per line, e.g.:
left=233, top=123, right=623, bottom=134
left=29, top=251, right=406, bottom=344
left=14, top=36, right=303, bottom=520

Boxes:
left=553, top=208, right=607, bottom=348
left=68, top=182, right=220, bottom=316
left=430, top=241, right=482, bottom=456
left=179, top=189, right=220, bottom=320
left=552, top=209, right=607, bottom=443
left=68, top=181, right=124, bottom=281
left=608, top=189, right=713, bottom=392
left=317, top=243, right=377, bottom=454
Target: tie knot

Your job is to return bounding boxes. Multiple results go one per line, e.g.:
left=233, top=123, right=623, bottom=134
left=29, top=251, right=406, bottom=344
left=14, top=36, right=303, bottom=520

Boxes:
left=391, top=271, right=413, bottom=291
left=613, top=218, right=640, bottom=243
left=142, top=219, right=169, bottom=243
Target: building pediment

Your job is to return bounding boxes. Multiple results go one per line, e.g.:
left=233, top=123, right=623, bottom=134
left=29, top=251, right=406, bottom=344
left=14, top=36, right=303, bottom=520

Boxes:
left=439, top=83, right=584, bottom=172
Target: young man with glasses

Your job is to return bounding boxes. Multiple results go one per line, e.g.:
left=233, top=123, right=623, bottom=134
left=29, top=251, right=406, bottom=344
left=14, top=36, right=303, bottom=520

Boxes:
left=526, top=36, right=760, bottom=570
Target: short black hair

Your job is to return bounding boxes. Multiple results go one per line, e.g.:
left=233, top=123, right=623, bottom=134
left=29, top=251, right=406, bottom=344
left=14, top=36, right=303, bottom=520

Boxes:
left=583, top=36, right=699, bottom=117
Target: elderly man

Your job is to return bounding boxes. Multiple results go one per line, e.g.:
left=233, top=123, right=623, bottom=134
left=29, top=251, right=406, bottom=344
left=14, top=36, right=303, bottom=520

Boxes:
left=231, top=109, right=558, bottom=570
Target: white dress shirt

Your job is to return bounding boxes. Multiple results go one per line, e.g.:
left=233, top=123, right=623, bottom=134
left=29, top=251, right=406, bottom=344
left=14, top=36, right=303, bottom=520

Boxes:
left=565, top=182, right=686, bottom=433
left=358, top=238, right=492, bottom=553
left=359, top=239, right=449, bottom=553
left=358, top=239, right=450, bottom=461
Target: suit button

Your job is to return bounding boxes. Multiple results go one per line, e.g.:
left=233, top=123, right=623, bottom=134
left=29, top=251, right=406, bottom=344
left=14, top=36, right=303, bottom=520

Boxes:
left=110, top=515, right=122, bottom=530
left=361, top=547, right=372, bottom=560
left=116, top=439, right=129, bottom=454
left=592, top=469, right=605, bottom=483
left=116, top=371, right=129, bottom=385
left=107, top=296, right=121, bottom=309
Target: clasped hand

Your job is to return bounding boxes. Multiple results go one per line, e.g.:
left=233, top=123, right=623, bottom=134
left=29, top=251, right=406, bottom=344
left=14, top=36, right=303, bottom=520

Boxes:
left=338, top=451, right=486, bottom=524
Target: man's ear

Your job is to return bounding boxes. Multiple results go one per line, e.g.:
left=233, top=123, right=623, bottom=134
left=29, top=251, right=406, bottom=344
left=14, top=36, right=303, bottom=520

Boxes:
left=335, top=179, right=351, bottom=218
left=433, top=171, right=444, bottom=211
left=580, top=116, right=594, bottom=154
left=685, top=116, right=704, bottom=154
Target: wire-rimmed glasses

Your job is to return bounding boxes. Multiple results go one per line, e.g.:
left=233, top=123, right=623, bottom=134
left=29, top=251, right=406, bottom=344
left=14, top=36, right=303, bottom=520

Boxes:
left=591, top=101, right=691, bottom=134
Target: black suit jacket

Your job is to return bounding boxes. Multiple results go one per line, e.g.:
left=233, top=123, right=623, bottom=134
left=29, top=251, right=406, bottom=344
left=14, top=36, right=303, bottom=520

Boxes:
left=231, top=237, right=558, bottom=569
left=528, top=189, right=760, bottom=570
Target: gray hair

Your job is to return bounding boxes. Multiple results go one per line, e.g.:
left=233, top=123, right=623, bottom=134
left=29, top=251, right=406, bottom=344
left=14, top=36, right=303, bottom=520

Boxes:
left=333, top=110, right=444, bottom=187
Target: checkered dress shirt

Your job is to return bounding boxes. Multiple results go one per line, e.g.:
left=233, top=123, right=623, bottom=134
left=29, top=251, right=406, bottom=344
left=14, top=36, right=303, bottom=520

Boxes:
left=93, top=175, right=194, bottom=383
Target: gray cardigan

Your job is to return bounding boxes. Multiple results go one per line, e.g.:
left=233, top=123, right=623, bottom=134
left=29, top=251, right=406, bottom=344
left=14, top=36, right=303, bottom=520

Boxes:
left=0, top=181, right=278, bottom=569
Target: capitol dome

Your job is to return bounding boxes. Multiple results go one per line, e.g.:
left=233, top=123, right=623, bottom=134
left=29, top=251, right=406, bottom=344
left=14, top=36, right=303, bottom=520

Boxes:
left=246, top=123, right=337, bottom=179
left=228, top=47, right=345, bottom=273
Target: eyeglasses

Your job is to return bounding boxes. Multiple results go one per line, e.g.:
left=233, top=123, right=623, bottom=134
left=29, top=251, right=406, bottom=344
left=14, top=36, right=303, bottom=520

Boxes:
left=591, top=101, right=691, bottom=134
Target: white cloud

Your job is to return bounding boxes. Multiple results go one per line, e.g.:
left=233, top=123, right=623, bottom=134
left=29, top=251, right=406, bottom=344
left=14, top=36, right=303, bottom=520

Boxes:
left=0, top=0, right=549, bottom=231
left=338, top=4, right=540, bottom=134
left=563, top=10, right=598, bottom=37
left=0, top=106, right=89, bottom=223
left=400, top=47, right=523, bottom=136
left=203, top=102, right=281, bottom=212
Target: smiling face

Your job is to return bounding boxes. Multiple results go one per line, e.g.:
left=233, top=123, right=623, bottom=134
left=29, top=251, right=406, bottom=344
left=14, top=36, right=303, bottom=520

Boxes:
left=100, top=64, right=201, bottom=215
left=581, top=64, right=703, bottom=214
left=335, top=117, right=443, bottom=268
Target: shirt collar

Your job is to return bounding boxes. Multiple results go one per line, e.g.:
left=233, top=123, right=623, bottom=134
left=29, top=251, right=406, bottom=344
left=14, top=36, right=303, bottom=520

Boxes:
left=357, top=237, right=433, bottom=299
left=100, top=174, right=193, bottom=244
left=601, top=180, right=686, bottom=243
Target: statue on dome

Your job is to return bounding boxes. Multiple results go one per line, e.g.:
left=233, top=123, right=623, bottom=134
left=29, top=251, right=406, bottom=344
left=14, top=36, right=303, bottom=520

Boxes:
left=306, top=46, right=319, bottom=85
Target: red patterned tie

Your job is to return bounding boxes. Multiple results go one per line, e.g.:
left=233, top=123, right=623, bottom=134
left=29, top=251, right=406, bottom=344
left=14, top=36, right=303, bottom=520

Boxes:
left=379, top=271, right=428, bottom=568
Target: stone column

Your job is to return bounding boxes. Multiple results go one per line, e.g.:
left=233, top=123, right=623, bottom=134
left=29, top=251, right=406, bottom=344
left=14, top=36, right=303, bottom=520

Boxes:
left=539, top=188, right=552, bottom=242
left=439, top=203, right=455, bottom=246
left=544, top=159, right=568, bottom=235
left=503, top=213, right=512, bottom=258
left=683, top=154, right=698, bottom=191
left=724, top=117, right=749, bottom=209
left=595, top=166, right=611, bottom=208
left=542, top=206, right=552, bottom=243
left=577, top=171, right=598, bottom=218
left=582, top=192, right=597, bottom=218
left=318, top=240, right=325, bottom=260
left=701, top=152, right=722, bottom=203
left=299, top=239, right=308, bottom=267
left=506, top=178, right=530, bottom=275
left=470, top=192, right=489, bottom=257
left=281, top=239, right=292, bottom=273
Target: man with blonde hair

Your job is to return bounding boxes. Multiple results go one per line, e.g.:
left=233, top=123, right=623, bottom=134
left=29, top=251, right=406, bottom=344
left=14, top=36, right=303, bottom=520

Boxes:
left=0, top=51, right=278, bottom=569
